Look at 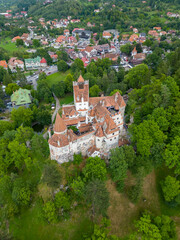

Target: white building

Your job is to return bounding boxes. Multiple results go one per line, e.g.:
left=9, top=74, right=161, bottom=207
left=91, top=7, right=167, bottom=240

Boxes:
left=48, top=75, right=126, bottom=163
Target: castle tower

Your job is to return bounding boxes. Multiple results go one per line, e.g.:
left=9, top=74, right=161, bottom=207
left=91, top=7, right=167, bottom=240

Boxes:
left=73, top=75, right=89, bottom=117
left=54, top=113, right=67, bottom=135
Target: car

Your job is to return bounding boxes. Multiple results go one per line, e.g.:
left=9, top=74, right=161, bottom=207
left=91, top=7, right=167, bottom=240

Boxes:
left=0, top=116, right=6, bottom=119
left=48, top=72, right=51, bottom=75
left=51, top=103, right=55, bottom=109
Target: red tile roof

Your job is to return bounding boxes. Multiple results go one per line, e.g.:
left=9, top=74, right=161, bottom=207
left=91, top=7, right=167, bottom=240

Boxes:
left=54, top=113, right=67, bottom=133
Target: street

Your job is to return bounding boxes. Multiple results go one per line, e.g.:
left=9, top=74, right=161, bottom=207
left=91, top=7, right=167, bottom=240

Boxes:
left=26, top=65, right=58, bottom=90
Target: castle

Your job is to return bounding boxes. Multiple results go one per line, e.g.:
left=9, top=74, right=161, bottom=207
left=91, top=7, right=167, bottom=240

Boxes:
left=48, top=75, right=126, bottom=163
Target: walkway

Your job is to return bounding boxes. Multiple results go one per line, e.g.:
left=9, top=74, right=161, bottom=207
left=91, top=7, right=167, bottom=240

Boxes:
left=52, top=93, right=60, bottom=123
left=43, top=93, right=60, bottom=139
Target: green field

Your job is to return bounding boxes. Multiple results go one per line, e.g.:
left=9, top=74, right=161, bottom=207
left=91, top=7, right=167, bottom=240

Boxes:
left=45, top=70, right=70, bottom=87
left=10, top=203, right=93, bottom=240
left=60, top=93, right=74, bottom=105
left=0, top=37, right=20, bottom=53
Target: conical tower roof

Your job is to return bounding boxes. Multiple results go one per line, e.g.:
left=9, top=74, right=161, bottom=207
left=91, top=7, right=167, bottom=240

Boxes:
left=54, top=113, right=67, bottom=133
left=77, top=75, right=84, bottom=83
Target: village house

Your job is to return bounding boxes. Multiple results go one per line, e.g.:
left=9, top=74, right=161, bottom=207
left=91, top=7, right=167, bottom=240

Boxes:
left=56, top=35, right=66, bottom=44
left=64, top=29, right=70, bottom=37
left=94, top=9, right=100, bottom=13
left=48, top=51, right=58, bottom=62
left=129, top=34, right=139, bottom=42
left=8, top=57, right=24, bottom=72
left=148, top=30, right=159, bottom=38
left=12, top=36, right=21, bottom=43
left=72, top=29, right=92, bottom=40
left=103, top=31, right=112, bottom=39
left=133, top=28, right=138, bottom=33
left=11, top=88, right=32, bottom=108
left=48, top=75, right=126, bottom=163
left=153, top=27, right=161, bottom=31
left=25, top=56, right=47, bottom=69
left=0, top=60, right=8, bottom=70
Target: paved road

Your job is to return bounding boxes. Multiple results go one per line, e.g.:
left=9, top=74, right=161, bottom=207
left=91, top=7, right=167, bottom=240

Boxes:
left=26, top=65, right=58, bottom=90
left=52, top=93, right=60, bottom=123
left=43, top=92, right=60, bottom=139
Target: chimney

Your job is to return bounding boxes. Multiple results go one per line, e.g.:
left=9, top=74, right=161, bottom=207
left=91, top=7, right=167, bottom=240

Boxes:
left=115, top=93, right=118, bottom=102
left=48, top=129, right=51, bottom=138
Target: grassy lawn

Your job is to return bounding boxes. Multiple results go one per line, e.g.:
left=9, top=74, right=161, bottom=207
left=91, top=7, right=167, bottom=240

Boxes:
left=0, top=37, right=23, bottom=54
left=60, top=93, right=74, bottom=106
left=45, top=70, right=70, bottom=87
left=10, top=203, right=93, bottom=240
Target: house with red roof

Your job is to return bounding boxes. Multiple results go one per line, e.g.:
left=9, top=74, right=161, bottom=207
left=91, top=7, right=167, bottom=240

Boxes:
left=103, top=31, right=112, bottom=39
left=12, top=36, right=21, bottom=42
left=40, top=58, right=47, bottom=67
left=0, top=60, right=8, bottom=70
left=56, top=35, right=66, bottom=44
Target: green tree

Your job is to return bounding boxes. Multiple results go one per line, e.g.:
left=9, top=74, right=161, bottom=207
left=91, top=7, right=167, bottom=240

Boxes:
left=16, top=39, right=24, bottom=47
left=15, top=126, right=34, bottom=144
left=110, top=89, right=122, bottom=96
left=12, top=178, right=31, bottom=207
left=51, top=81, right=65, bottom=98
left=164, top=136, right=180, bottom=174
left=8, top=140, right=32, bottom=170
left=129, top=119, right=167, bottom=158
left=3, top=72, right=13, bottom=86
left=144, top=53, right=162, bottom=71
left=42, top=164, right=61, bottom=188
left=132, top=213, right=177, bottom=240
left=135, top=43, right=143, bottom=53
left=31, top=134, right=49, bottom=158
left=33, top=39, right=41, bottom=48
left=161, top=175, right=180, bottom=202
left=71, top=58, right=84, bottom=73
left=0, top=121, right=13, bottom=137
left=143, top=39, right=152, bottom=47
left=0, top=66, right=6, bottom=82
left=86, top=62, right=98, bottom=76
left=71, top=176, right=85, bottom=198
left=54, top=191, right=71, bottom=213
left=37, top=80, right=52, bottom=103
left=134, top=213, right=162, bottom=240
left=83, top=157, right=107, bottom=182
left=86, top=218, right=118, bottom=240
left=124, top=64, right=150, bottom=89
left=89, top=85, right=102, bottom=97
left=5, top=83, right=20, bottom=96
left=73, top=153, right=83, bottom=165
left=120, top=43, right=133, bottom=56
left=57, top=60, right=68, bottom=72
left=38, top=72, right=47, bottom=81
left=11, top=107, right=33, bottom=128
left=64, top=73, right=74, bottom=93
left=109, top=148, right=128, bottom=192
left=16, top=68, right=27, bottom=87
left=85, top=179, right=109, bottom=219
left=57, top=50, right=69, bottom=62
left=36, top=109, right=51, bottom=126
left=43, top=201, right=57, bottom=223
